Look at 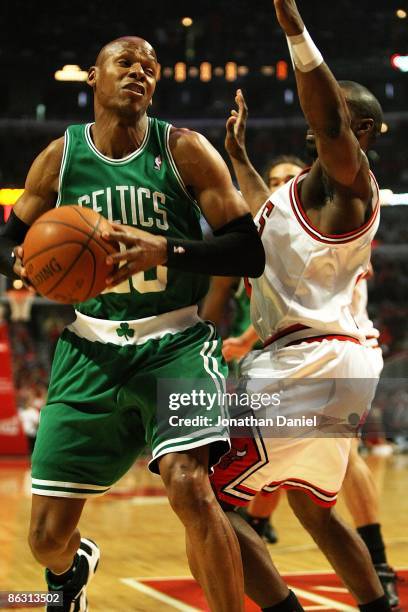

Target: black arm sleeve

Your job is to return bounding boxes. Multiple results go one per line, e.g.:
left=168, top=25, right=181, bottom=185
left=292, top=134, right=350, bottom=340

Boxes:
left=166, top=213, right=265, bottom=277
left=0, top=210, right=31, bottom=279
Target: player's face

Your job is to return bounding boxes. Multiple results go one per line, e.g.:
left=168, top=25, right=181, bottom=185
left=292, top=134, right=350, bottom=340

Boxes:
left=93, top=40, right=158, bottom=116
left=268, top=163, right=303, bottom=193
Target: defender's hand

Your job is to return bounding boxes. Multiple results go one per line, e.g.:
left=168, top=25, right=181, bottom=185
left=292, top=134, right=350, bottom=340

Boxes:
left=225, top=89, right=249, bottom=161
left=222, top=335, right=253, bottom=362
left=273, top=0, right=304, bottom=36
left=103, top=224, right=168, bottom=286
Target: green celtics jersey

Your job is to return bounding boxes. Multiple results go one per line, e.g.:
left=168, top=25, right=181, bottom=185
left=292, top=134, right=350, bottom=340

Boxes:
left=57, top=118, right=208, bottom=320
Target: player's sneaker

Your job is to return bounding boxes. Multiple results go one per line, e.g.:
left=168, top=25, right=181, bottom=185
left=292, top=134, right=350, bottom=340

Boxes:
left=46, top=538, right=100, bottom=611
left=263, top=521, right=278, bottom=544
left=236, top=507, right=278, bottom=543
left=374, top=564, right=400, bottom=610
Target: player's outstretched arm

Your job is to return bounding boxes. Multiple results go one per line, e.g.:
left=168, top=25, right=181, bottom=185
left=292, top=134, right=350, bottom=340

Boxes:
left=274, top=0, right=370, bottom=200
left=0, top=139, right=63, bottom=281
left=225, top=89, right=271, bottom=216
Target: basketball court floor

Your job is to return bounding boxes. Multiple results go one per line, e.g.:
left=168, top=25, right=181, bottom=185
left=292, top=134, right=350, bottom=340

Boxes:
left=1, top=451, right=407, bottom=611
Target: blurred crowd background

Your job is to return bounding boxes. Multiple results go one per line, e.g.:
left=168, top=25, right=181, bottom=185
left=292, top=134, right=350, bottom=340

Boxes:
left=1, top=0, right=408, bottom=189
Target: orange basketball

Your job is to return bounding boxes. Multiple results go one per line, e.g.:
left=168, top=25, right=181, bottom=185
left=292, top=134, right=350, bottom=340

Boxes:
left=23, top=206, right=118, bottom=304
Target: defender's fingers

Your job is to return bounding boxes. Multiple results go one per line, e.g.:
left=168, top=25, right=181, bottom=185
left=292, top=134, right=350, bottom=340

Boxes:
left=226, top=115, right=237, bottom=133
left=236, top=90, right=248, bottom=117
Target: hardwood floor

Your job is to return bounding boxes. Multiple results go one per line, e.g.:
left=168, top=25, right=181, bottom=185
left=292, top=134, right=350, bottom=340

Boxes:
left=1, top=452, right=407, bottom=611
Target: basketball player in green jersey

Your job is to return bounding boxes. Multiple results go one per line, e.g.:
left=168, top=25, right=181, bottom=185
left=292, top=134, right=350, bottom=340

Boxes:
left=0, top=37, right=266, bottom=612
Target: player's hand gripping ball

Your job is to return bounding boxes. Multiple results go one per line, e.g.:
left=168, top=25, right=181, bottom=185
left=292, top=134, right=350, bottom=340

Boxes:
left=23, top=206, right=118, bottom=303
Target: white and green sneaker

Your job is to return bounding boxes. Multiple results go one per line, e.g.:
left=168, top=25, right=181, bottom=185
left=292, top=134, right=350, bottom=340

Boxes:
left=46, top=538, right=100, bottom=612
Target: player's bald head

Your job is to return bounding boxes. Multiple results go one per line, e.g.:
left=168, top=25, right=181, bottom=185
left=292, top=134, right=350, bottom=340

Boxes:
left=339, top=80, right=384, bottom=137
left=95, top=37, right=158, bottom=66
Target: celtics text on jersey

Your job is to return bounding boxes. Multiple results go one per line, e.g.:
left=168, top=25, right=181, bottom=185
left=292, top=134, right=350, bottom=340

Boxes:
left=57, top=118, right=208, bottom=321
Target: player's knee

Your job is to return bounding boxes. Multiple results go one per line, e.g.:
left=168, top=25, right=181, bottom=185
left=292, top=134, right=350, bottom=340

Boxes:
left=161, top=459, right=213, bottom=520
left=169, top=471, right=213, bottom=518
left=287, top=490, right=331, bottom=534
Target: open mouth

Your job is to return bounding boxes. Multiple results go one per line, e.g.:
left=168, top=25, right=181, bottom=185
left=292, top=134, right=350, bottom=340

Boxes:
left=123, top=83, right=144, bottom=96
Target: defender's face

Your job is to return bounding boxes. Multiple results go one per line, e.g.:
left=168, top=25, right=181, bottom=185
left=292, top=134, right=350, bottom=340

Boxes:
left=93, top=40, right=158, bottom=115
left=268, top=162, right=304, bottom=192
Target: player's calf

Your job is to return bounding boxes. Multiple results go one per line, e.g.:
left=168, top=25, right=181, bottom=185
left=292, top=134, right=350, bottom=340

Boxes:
left=160, top=449, right=246, bottom=612
left=287, top=491, right=390, bottom=609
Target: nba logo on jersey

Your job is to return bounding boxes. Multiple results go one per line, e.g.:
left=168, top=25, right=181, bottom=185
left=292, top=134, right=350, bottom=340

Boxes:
left=154, top=155, right=162, bottom=170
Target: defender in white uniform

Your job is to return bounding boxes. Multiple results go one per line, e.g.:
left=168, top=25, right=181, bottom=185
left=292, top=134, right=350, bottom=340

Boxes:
left=215, top=167, right=380, bottom=505
left=212, top=1, right=391, bottom=608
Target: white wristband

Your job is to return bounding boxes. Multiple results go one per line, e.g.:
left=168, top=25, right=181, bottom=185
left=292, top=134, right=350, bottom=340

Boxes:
left=286, top=27, right=323, bottom=73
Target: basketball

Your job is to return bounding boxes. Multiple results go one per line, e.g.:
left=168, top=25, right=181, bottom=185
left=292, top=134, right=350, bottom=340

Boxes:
left=22, top=206, right=118, bottom=304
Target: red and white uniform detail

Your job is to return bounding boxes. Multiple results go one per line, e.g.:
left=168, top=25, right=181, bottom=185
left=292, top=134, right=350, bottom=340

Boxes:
left=250, top=168, right=380, bottom=346
left=211, top=168, right=381, bottom=508
left=351, top=276, right=383, bottom=377
left=211, top=339, right=378, bottom=508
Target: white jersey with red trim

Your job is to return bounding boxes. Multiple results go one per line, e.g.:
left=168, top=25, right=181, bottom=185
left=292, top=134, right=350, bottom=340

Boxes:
left=351, top=277, right=380, bottom=348
left=250, top=167, right=380, bottom=345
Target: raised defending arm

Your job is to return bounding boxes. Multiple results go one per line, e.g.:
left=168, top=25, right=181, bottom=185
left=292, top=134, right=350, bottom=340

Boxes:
left=225, top=90, right=271, bottom=216
left=274, top=0, right=371, bottom=199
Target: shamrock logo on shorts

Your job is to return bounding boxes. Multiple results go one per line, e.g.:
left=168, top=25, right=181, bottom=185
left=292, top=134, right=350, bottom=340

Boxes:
left=116, top=322, right=135, bottom=341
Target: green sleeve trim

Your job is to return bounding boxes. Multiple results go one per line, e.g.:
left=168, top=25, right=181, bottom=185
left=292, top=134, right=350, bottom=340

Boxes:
left=55, top=127, right=71, bottom=207
left=163, top=123, right=201, bottom=216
